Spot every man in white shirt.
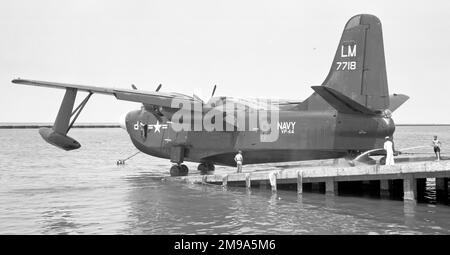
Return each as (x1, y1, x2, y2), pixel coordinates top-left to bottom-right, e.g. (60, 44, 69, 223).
(432, 135, 442, 161)
(383, 136, 395, 165)
(234, 150, 243, 173)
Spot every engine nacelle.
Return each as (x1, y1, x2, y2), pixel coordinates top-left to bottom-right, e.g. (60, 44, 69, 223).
(39, 127, 81, 151)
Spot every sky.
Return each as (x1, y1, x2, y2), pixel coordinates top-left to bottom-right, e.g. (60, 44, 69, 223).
(1, 0, 450, 124)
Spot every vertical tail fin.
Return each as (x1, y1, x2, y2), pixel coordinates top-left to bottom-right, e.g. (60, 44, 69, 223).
(299, 14, 389, 112)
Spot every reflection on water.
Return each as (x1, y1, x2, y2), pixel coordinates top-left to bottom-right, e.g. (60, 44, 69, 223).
(403, 201, 416, 229)
(1, 127, 450, 234)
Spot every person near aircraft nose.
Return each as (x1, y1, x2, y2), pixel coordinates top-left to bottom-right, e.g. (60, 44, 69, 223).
(234, 150, 243, 173)
(383, 136, 395, 165)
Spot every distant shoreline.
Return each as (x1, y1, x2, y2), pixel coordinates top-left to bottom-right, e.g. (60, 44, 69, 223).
(396, 124, 450, 127)
(0, 123, 120, 129)
(0, 123, 449, 129)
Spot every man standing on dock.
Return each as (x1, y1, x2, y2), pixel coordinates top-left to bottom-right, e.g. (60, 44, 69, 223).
(234, 150, 243, 173)
(432, 135, 442, 161)
(384, 136, 395, 165)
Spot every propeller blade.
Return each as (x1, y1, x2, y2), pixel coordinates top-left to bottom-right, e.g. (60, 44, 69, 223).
(156, 84, 162, 92)
(131, 84, 137, 90)
(211, 84, 217, 97)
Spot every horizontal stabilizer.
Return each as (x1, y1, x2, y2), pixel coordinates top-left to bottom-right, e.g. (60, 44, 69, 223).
(388, 94, 409, 112)
(311, 86, 377, 115)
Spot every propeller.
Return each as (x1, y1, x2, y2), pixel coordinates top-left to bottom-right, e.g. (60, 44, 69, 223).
(152, 84, 163, 116)
(132, 83, 162, 91)
(211, 84, 217, 98)
(192, 84, 217, 104)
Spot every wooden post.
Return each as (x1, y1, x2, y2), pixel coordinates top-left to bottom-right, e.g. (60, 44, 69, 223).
(202, 175, 207, 184)
(436, 178, 448, 202)
(259, 181, 267, 190)
(380, 179, 390, 198)
(325, 179, 338, 196)
(297, 170, 303, 194)
(245, 174, 251, 189)
(311, 183, 321, 192)
(222, 175, 228, 187)
(269, 172, 277, 192)
(403, 175, 417, 202)
(416, 178, 426, 201)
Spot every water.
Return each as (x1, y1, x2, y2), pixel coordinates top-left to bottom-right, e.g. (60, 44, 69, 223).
(1, 126, 450, 234)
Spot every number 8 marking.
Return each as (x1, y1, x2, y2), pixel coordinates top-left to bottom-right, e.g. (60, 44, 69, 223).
(336, 61, 356, 71)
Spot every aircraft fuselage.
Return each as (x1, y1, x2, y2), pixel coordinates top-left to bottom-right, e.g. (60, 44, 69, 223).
(125, 108, 395, 166)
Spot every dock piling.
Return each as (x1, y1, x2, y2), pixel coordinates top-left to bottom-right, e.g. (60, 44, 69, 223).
(325, 179, 338, 196)
(380, 179, 390, 198)
(436, 177, 448, 202)
(311, 183, 321, 192)
(245, 174, 251, 189)
(403, 175, 417, 202)
(269, 172, 277, 192)
(222, 175, 228, 187)
(297, 170, 303, 194)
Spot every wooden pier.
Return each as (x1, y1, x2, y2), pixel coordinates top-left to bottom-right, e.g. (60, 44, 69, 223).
(176, 158, 450, 203)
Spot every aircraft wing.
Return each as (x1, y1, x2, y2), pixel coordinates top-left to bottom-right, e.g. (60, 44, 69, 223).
(12, 78, 199, 108)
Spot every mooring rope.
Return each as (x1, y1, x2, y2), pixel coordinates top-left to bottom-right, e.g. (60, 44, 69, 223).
(116, 151, 141, 165)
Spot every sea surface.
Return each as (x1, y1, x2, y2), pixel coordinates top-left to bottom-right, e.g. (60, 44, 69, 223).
(1, 126, 450, 234)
